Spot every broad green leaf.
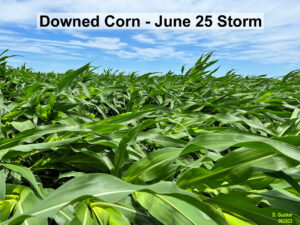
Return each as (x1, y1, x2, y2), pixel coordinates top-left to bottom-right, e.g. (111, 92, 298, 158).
(68, 202, 97, 225)
(82, 106, 161, 129)
(11, 121, 35, 132)
(137, 133, 186, 147)
(1, 173, 194, 224)
(208, 193, 299, 225)
(13, 187, 47, 225)
(0, 137, 82, 160)
(113, 120, 155, 177)
(0, 164, 42, 198)
(134, 192, 223, 225)
(0, 124, 91, 149)
(266, 171, 300, 194)
(186, 129, 300, 161)
(92, 203, 131, 225)
(0, 199, 17, 222)
(53, 206, 74, 225)
(178, 147, 298, 189)
(91, 196, 157, 225)
(124, 147, 181, 183)
(57, 64, 90, 92)
(248, 190, 300, 216)
(223, 213, 254, 225)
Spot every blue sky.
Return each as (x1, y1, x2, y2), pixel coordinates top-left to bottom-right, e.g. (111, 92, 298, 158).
(0, 0, 299, 76)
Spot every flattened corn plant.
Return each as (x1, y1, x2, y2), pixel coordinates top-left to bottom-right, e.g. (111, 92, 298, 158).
(0, 49, 300, 225)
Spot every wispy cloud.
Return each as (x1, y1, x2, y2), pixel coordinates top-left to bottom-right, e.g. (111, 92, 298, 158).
(0, 29, 18, 35)
(128, 24, 300, 64)
(0, 31, 127, 56)
(132, 34, 156, 44)
(108, 46, 188, 61)
(69, 37, 126, 50)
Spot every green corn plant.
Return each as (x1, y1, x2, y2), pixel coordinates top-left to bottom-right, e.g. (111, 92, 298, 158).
(0, 49, 299, 225)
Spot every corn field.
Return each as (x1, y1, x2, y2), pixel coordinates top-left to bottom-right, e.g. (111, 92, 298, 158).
(0, 49, 299, 225)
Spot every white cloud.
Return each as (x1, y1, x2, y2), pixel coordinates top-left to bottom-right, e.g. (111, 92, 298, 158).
(132, 34, 156, 44)
(108, 46, 188, 61)
(108, 50, 138, 59)
(64, 30, 90, 39)
(128, 25, 300, 64)
(0, 29, 18, 35)
(69, 37, 126, 50)
(48, 54, 82, 61)
(0, 32, 126, 61)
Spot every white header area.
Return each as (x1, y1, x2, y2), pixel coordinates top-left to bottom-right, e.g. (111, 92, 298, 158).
(37, 13, 264, 30)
